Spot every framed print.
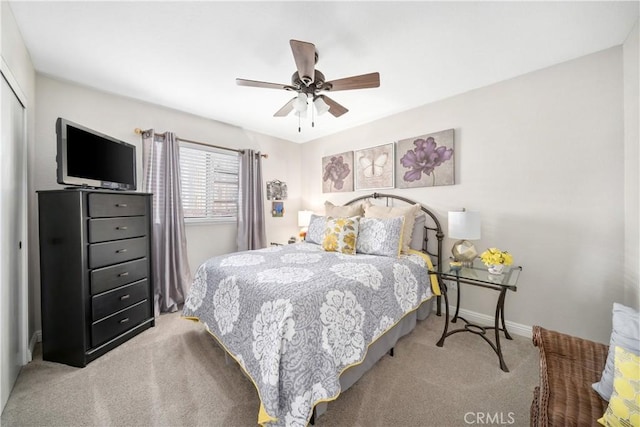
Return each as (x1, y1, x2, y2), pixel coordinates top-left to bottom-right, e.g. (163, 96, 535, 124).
(395, 129, 454, 189)
(271, 201, 284, 217)
(322, 151, 354, 193)
(355, 143, 394, 190)
(266, 180, 287, 200)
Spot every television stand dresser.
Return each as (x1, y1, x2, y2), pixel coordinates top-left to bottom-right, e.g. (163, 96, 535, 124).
(38, 188, 154, 367)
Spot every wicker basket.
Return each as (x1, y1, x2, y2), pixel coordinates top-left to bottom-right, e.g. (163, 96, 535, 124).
(530, 326, 609, 427)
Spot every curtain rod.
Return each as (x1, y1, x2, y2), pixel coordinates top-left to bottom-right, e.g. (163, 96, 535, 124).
(134, 128, 268, 158)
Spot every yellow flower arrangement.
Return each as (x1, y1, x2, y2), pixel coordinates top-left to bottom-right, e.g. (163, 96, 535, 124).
(480, 248, 513, 266)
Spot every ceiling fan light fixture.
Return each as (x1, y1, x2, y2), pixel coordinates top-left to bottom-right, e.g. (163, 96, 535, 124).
(293, 93, 308, 113)
(313, 96, 330, 116)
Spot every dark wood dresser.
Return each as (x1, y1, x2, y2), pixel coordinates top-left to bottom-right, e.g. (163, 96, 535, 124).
(38, 189, 154, 367)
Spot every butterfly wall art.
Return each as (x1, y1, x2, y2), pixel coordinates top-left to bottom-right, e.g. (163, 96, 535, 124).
(355, 143, 394, 190)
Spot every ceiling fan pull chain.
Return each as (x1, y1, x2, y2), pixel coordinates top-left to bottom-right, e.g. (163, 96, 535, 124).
(298, 113, 301, 133)
(312, 104, 315, 128)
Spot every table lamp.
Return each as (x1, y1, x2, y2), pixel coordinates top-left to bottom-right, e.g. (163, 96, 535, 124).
(297, 210, 313, 240)
(448, 209, 481, 266)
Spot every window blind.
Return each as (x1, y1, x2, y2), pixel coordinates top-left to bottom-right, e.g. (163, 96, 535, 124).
(179, 143, 239, 221)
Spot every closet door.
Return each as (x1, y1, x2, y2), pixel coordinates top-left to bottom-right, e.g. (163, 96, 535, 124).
(0, 71, 27, 413)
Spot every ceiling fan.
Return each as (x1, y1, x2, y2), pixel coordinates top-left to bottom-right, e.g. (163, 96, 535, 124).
(236, 39, 380, 129)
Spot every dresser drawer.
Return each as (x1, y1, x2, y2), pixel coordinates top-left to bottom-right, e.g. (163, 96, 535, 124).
(92, 279, 149, 321)
(91, 258, 148, 295)
(89, 237, 148, 269)
(88, 216, 148, 243)
(91, 300, 150, 348)
(88, 193, 147, 218)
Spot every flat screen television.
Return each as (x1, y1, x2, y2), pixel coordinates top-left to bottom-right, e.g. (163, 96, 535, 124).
(56, 118, 137, 191)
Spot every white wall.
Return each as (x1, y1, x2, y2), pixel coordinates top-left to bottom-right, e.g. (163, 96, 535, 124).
(33, 76, 302, 331)
(301, 47, 626, 343)
(1, 1, 36, 351)
(27, 23, 640, 344)
(623, 20, 639, 309)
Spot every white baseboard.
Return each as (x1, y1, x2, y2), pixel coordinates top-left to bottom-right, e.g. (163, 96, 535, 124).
(433, 300, 532, 338)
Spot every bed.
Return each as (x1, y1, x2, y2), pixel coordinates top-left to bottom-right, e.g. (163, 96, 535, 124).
(182, 193, 444, 426)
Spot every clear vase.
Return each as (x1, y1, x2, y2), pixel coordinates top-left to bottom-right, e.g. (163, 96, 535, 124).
(487, 264, 505, 275)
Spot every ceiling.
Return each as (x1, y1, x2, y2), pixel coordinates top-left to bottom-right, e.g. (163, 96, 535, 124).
(9, 1, 639, 144)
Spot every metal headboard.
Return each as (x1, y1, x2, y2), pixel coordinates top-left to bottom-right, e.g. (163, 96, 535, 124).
(344, 192, 444, 275)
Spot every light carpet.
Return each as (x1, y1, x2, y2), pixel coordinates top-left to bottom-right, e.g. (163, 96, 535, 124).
(1, 311, 538, 426)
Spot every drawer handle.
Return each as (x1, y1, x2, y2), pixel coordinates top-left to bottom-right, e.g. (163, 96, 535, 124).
(118, 272, 129, 277)
(116, 226, 129, 230)
(116, 203, 128, 208)
(120, 294, 130, 300)
(119, 317, 130, 324)
(116, 249, 128, 254)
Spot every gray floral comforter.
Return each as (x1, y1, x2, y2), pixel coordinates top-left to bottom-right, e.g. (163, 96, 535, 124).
(182, 242, 436, 426)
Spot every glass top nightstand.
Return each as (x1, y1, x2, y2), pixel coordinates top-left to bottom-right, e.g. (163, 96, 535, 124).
(441, 259, 521, 291)
(435, 259, 523, 372)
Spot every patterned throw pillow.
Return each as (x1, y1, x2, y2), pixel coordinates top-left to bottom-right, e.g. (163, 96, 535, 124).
(356, 216, 405, 257)
(364, 203, 421, 254)
(305, 214, 326, 245)
(322, 217, 359, 255)
(598, 346, 639, 427)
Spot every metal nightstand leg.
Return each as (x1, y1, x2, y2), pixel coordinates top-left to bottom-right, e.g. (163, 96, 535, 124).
(436, 284, 450, 347)
(437, 282, 512, 372)
(494, 288, 510, 372)
(452, 274, 461, 323)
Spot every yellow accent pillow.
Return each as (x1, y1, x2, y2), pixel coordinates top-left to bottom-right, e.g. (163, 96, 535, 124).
(598, 346, 640, 427)
(322, 217, 359, 255)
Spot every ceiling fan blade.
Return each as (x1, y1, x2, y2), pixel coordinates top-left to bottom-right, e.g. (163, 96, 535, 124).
(320, 95, 349, 117)
(325, 72, 380, 91)
(290, 39, 316, 86)
(236, 78, 291, 90)
(274, 98, 296, 117)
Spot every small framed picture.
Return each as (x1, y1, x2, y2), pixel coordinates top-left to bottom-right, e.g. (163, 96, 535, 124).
(355, 143, 394, 190)
(272, 201, 284, 217)
(266, 180, 287, 200)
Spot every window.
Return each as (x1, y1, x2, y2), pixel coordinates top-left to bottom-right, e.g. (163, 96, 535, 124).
(179, 142, 239, 222)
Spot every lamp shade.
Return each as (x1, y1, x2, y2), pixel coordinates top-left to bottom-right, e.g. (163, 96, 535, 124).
(293, 93, 308, 113)
(313, 96, 330, 115)
(448, 210, 481, 240)
(298, 210, 313, 228)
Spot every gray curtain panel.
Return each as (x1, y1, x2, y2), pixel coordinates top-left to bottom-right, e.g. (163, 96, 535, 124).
(236, 149, 267, 251)
(142, 130, 192, 315)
